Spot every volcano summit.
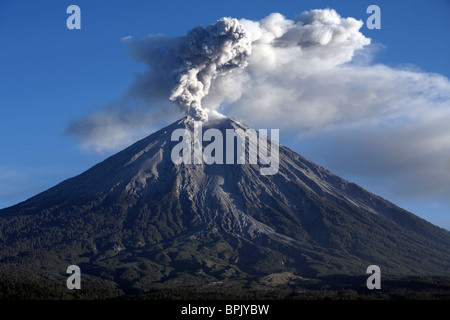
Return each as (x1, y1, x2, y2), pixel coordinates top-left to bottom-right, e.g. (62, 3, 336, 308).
(1, 117, 449, 298)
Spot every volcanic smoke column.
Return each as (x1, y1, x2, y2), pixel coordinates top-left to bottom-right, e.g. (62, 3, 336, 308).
(169, 18, 251, 121)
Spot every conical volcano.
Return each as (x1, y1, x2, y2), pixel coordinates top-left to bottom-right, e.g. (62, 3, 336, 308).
(1, 116, 450, 298)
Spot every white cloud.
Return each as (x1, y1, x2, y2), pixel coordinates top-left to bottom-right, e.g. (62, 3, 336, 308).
(218, 64, 450, 129)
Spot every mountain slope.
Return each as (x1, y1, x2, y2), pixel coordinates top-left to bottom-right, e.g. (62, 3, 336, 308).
(1, 116, 449, 297)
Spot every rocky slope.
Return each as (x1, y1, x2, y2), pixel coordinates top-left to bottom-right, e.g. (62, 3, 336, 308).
(1, 116, 449, 297)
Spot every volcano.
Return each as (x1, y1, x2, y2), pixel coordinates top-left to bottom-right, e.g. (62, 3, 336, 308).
(1, 117, 449, 298)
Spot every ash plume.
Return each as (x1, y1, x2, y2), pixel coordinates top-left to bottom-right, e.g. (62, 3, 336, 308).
(126, 17, 251, 121)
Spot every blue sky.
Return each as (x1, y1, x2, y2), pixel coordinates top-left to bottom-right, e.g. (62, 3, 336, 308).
(1, 0, 449, 230)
